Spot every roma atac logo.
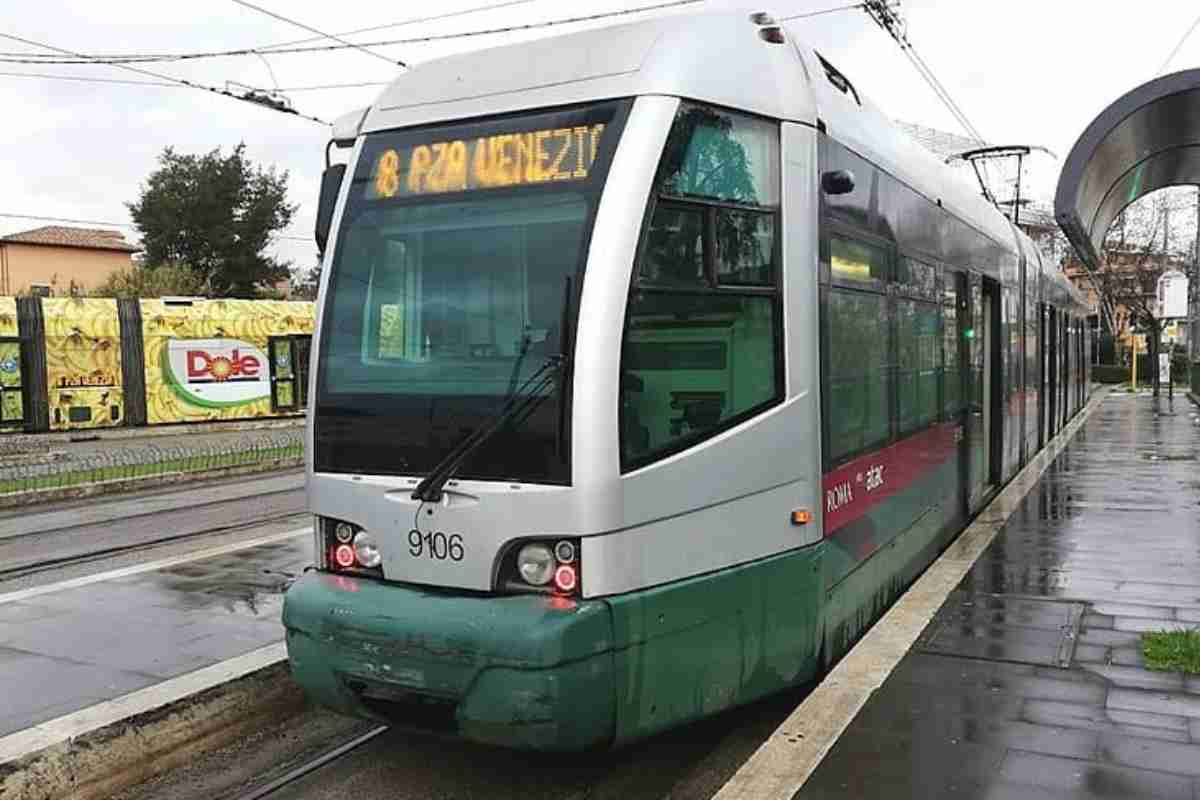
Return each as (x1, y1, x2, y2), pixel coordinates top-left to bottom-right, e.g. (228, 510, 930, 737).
(165, 339, 269, 408)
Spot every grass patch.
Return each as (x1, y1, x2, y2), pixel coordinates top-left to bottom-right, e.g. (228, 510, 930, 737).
(1142, 629, 1200, 674)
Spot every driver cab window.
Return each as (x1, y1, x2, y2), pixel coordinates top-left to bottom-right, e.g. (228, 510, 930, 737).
(620, 102, 782, 471)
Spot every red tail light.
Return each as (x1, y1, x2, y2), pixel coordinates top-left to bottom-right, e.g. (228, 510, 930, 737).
(333, 544, 356, 569)
(553, 564, 578, 594)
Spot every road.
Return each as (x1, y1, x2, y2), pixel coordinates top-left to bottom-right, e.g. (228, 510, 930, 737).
(0, 470, 306, 592)
(121, 683, 810, 800)
(3, 471, 808, 800)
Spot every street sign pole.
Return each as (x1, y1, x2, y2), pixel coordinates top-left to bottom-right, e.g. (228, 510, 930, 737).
(1132, 337, 1137, 391)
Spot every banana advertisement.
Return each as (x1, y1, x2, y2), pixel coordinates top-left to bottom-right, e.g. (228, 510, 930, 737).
(43, 297, 124, 431)
(0, 296, 314, 434)
(142, 298, 315, 424)
(0, 297, 20, 427)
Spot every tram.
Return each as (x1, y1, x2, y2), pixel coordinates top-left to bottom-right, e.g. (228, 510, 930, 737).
(0, 296, 314, 433)
(283, 8, 1091, 751)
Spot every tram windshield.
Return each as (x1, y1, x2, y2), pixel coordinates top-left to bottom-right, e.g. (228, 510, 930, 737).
(315, 101, 626, 483)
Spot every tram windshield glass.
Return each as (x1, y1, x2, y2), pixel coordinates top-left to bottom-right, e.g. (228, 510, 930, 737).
(315, 101, 626, 482)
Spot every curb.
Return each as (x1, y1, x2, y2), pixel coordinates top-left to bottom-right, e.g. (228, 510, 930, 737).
(0, 456, 305, 510)
(0, 655, 300, 800)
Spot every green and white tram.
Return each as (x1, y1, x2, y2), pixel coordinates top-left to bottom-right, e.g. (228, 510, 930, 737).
(283, 8, 1091, 751)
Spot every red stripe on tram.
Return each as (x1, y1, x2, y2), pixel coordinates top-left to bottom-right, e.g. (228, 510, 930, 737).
(821, 421, 961, 537)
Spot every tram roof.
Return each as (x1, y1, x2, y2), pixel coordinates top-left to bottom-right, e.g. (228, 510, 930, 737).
(354, 10, 1009, 239)
(344, 9, 1089, 313)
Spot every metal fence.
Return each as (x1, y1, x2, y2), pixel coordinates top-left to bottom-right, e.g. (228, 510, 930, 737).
(0, 430, 304, 496)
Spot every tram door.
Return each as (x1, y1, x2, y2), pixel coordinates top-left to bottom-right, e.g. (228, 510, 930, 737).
(1047, 308, 1058, 439)
(965, 274, 994, 512)
(1038, 304, 1047, 449)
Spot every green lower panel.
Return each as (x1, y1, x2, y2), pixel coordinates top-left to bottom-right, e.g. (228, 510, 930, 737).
(284, 544, 826, 751)
(283, 572, 615, 751)
(607, 545, 824, 745)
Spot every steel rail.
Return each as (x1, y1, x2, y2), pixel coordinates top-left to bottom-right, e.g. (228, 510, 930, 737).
(0, 475, 304, 542)
(0, 509, 309, 580)
(233, 725, 391, 800)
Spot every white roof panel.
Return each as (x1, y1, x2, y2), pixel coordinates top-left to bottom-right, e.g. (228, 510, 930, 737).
(361, 12, 818, 133)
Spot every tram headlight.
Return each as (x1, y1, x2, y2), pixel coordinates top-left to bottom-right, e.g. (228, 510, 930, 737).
(517, 543, 555, 586)
(353, 531, 382, 569)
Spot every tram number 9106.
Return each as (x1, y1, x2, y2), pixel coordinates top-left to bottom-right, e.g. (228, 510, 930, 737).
(408, 530, 465, 561)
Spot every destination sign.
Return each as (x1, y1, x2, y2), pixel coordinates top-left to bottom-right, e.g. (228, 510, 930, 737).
(367, 123, 607, 199)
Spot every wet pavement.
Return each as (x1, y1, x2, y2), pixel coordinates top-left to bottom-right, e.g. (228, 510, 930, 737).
(0, 534, 308, 736)
(799, 394, 1200, 799)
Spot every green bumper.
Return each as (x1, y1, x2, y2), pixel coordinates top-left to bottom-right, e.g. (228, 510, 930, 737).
(283, 571, 616, 751)
(284, 545, 824, 751)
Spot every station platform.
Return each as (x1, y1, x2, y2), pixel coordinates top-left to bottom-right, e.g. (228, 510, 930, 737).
(791, 392, 1200, 799)
(0, 529, 309, 740)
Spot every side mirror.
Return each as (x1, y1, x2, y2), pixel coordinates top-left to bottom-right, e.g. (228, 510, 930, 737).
(821, 169, 855, 195)
(315, 163, 347, 256)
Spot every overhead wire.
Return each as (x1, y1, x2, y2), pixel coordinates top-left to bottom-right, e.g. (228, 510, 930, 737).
(0, 1, 537, 63)
(780, 2, 865, 22)
(0, 71, 386, 92)
(1156, 9, 1200, 75)
(228, 0, 405, 68)
(253, 0, 538, 53)
(0, 31, 330, 124)
(0, 0, 703, 65)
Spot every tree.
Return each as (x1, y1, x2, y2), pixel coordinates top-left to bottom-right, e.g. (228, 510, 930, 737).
(128, 144, 297, 297)
(93, 262, 205, 299)
(1082, 188, 1196, 395)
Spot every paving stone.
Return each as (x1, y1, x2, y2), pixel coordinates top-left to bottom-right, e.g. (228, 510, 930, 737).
(1078, 629, 1144, 647)
(1113, 617, 1199, 634)
(1108, 688, 1200, 719)
(1082, 613, 1114, 629)
(998, 750, 1193, 799)
(1110, 647, 1145, 667)
(1081, 664, 1184, 692)
(1096, 732, 1200, 777)
(1071, 644, 1110, 664)
(1105, 708, 1191, 733)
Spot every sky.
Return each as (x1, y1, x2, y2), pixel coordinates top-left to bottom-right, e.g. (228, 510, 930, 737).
(3, 0, 1200, 276)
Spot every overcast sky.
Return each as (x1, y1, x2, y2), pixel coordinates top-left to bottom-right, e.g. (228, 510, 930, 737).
(3, 0, 1199, 274)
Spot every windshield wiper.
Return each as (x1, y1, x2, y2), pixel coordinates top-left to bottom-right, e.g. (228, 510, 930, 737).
(412, 275, 574, 503)
(411, 356, 563, 502)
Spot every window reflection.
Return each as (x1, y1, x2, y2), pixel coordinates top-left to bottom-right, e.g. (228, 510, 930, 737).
(658, 104, 779, 206)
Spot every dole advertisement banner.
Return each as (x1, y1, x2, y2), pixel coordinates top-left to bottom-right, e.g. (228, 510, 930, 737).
(164, 338, 269, 408)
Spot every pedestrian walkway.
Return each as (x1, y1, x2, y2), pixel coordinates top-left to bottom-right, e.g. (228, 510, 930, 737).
(797, 393, 1200, 799)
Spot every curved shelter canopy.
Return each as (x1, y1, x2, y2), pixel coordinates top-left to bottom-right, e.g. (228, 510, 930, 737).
(1055, 68, 1200, 270)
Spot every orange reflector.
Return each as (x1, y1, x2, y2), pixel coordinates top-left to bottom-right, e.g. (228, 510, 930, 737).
(791, 509, 812, 525)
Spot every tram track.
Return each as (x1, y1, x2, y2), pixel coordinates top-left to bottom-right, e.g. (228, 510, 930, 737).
(0, 473, 308, 581)
(231, 726, 391, 800)
(0, 508, 308, 581)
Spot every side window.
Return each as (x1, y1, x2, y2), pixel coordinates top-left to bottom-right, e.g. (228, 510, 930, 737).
(896, 297, 941, 434)
(620, 103, 782, 470)
(895, 257, 941, 436)
(826, 237, 891, 462)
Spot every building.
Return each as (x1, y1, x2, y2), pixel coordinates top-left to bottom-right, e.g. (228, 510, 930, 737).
(0, 226, 140, 295)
